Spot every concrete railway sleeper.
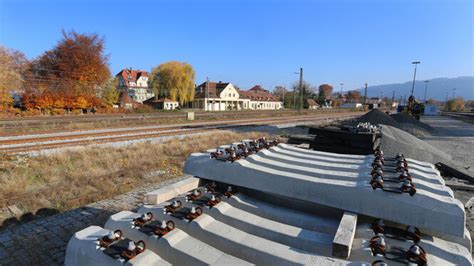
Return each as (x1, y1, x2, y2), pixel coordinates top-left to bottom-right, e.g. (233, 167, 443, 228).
(97, 229, 147, 262)
(104, 211, 251, 265)
(370, 149, 417, 196)
(136, 185, 342, 264)
(140, 204, 336, 265)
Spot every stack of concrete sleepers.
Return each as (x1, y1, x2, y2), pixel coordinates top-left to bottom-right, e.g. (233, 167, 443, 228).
(308, 126, 380, 155)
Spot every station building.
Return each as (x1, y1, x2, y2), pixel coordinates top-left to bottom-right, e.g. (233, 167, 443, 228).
(191, 81, 283, 111)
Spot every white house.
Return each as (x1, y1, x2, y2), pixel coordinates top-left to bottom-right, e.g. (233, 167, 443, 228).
(239, 85, 283, 110)
(191, 82, 282, 111)
(116, 68, 154, 103)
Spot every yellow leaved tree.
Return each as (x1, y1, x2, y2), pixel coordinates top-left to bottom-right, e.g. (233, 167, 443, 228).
(0, 46, 28, 111)
(150, 61, 195, 105)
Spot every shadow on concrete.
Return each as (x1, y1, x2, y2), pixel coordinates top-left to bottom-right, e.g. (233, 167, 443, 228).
(1, 207, 60, 230)
(1, 206, 115, 265)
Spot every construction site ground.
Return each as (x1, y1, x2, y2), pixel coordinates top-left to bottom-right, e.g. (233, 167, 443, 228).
(1, 114, 473, 265)
(420, 115, 474, 251)
(420, 115, 474, 176)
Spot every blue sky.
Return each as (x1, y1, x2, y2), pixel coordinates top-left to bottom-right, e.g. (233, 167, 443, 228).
(1, 0, 473, 93)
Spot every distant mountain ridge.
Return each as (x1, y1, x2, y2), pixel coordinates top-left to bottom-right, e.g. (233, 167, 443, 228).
(362, 76, 474, 101)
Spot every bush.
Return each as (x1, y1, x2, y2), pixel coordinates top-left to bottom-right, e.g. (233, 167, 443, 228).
(445, 97, 465, 112)
(133, 104, 155, 114)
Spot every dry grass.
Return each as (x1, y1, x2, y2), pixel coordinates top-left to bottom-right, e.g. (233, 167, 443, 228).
(0, 130, 272, 224)
(0, 109, 358, 134)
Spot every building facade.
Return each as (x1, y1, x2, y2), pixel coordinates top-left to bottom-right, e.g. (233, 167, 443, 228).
(116, 68, 154, 103)
(191, 82, 282, 111)
(144, 98, 179, 110)
(239, 85, 283, 110)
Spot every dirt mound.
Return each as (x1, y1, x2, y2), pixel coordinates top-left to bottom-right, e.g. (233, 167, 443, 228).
(390, 113, 433, 131)
(380, 125, 450, 162)
(352, 110, 430, 137)
(353, 109, 401, 128)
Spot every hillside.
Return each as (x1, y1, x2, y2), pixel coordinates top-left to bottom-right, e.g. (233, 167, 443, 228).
(364, 76, 474, 101)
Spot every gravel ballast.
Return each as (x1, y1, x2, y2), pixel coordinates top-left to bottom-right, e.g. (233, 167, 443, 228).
(353, 109, 401, 128)
(352, 109, 431, 136)
(380, 125, 451, 162)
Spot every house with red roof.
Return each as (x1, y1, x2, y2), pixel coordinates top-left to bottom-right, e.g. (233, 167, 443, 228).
(239, 85, 283, 110)
(116, 68, 154, 103)
(191, 82, 282, 111)
(118, 91, 141, 109)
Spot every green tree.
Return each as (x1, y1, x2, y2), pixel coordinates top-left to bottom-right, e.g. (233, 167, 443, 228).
(317, 90, 326, 106)
(101, 78, 119, 107)
(150, 61, 195, 105)
(290, 81, 316, 109)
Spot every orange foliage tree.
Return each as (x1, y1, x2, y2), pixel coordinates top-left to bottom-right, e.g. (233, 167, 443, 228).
(29, 30, 110, 98)
(346, 90, 362, 103)
(318, 84, 334, 100)
(20, 30, 111, 114)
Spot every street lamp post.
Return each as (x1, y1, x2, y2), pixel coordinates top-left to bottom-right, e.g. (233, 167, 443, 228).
(293, 68, 304, 113)
(340, 83, 344, 97)
(423, 80, 429, 103)
(410, 61, 421, 97)
(363, 83, 368, 105)
(299, 68, 304, 113)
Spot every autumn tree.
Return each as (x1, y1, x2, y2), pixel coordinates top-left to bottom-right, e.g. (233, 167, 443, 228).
(100, 78, 119, 107)
(318, 84, 333, 100)
(0, 46, 29, 110)
(30, 30, 111, 96)
(445, 97, 465, 112)
(346, 90, 362, 103)
(150, 61, 195, 104)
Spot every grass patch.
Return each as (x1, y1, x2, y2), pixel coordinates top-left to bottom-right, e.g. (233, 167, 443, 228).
(0, 130, 272, 224)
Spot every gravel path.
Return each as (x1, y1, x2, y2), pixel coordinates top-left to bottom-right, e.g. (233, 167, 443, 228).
(420, 116, 474, 175)
(0, 176, 187, 266)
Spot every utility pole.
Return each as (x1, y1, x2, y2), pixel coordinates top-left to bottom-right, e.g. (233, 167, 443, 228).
(282, 88, 285, 109)
(299, 68, 304, 114)
(391, 90, 395, 107)
(423, 80, 429, 103)
(410, 61, 421, 97)
(206, 77, 209, 111)
(363, 83, 368, 105)
(293, 84, 296, 110)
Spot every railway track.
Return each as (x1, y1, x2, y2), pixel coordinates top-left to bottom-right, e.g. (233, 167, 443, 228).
(440, 111, 474, 123)
(0, 110, 312, 132)
(0, 113, 361, 154)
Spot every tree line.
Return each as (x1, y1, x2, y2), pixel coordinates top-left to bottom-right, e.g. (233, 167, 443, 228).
(273, 83, 365, 109)
(0, 30, 196, 115)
